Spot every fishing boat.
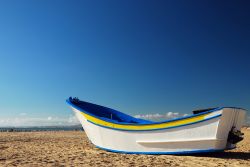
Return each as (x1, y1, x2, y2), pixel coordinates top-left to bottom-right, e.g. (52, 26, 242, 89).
(66, 97, 246, 154)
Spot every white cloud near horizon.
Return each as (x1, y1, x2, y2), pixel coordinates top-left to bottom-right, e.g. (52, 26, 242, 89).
(134, 112, 189, 121)
(0, 114, 80, 127)
(135, 112, 250, 125)
(1, 112, 249, 127)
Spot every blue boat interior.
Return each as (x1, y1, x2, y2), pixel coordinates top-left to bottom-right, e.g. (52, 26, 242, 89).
(67, 97, 222, 125)
(67, 97, 153, 124)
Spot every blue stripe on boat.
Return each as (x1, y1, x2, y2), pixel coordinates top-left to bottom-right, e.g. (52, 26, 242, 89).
(95, 145, 224, 155)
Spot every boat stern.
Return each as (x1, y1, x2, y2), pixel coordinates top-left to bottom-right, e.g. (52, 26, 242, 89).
(216, 108, 246, 149)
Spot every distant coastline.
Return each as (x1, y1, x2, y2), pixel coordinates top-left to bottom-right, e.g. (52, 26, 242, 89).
(0, 124, 83, 132)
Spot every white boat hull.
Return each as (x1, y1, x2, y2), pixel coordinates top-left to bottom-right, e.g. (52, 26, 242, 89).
(70, 106, 246, 154)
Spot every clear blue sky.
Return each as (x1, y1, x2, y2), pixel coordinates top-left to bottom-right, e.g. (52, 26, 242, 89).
(0, 0, 249, 126)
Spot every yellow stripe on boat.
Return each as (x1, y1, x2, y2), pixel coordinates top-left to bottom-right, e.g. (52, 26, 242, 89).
(80, 112, 211, 130)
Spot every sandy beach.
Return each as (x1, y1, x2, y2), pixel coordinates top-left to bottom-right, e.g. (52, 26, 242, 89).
(0, 129, 249, 167)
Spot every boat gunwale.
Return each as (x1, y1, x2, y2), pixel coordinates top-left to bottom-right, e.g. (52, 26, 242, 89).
(66, 98, 245, 126)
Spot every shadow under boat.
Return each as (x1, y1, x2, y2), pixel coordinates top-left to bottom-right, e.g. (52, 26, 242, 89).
(180, 151, 250, 160)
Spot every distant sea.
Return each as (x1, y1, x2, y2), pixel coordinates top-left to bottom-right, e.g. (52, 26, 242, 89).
(0, 125, 83, 132)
